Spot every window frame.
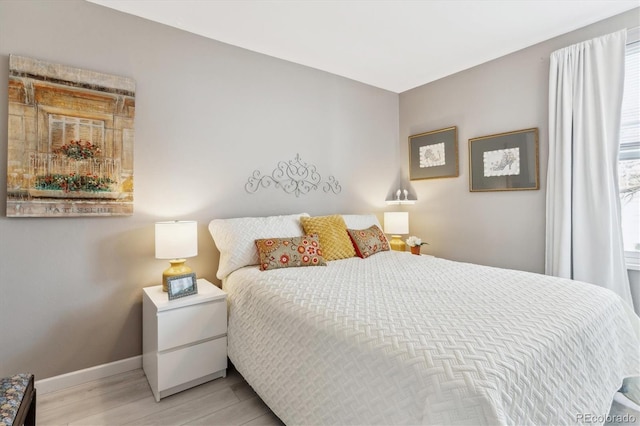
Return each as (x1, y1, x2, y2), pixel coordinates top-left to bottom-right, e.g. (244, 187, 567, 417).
(621, 27, 640, 271)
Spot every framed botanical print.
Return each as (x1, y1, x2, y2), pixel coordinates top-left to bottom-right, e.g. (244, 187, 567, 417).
(468, 128, 539, 192)
(409, 126, 458, 180)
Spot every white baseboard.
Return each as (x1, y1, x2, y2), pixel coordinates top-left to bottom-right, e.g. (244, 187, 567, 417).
(35, 355, 142, 395)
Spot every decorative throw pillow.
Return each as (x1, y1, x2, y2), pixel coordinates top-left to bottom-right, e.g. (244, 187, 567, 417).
(300, 215, 356, 261)
(255, 234, 327, 271)
(347, 225, 389, 258)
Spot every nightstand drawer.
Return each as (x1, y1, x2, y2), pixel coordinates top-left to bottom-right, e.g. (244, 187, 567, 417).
(157, 300, 226, 351)
(157, 337, 227, 391)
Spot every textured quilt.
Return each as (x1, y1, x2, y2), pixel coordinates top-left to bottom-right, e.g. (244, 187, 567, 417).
(224, 252, 640, 425)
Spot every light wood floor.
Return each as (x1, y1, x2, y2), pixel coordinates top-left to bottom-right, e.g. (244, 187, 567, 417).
(36, 365, 639, 426)
(37, 366, 284, 426)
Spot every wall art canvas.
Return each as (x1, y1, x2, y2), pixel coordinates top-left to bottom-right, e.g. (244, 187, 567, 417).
(469, 128, 539, 192)
(409, 126, 458, 180)
(7, 55, 135, 217)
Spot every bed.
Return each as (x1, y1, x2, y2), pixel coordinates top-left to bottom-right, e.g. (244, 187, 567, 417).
(209, 213, 640, 425)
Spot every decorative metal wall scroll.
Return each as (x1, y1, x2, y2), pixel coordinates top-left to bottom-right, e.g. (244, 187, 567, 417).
(245, 154, 342, 197)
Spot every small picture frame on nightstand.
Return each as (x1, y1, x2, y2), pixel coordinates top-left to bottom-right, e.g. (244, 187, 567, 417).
(167, 273, 198, 300)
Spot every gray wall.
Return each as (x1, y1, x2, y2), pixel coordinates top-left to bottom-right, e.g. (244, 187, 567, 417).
(399, 8, 639, 274)
(0, 0, 399, 379)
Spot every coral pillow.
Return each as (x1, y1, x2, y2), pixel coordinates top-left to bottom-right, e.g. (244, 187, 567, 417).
(347, 225, 389, 258)
(300, 215, 356, 261)
(255, 234, 327, 270)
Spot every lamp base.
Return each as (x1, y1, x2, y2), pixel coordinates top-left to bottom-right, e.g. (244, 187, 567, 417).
(162, 259, 193, 292)
(389, 235, 406, 252)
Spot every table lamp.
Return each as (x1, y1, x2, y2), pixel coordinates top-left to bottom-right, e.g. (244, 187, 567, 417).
(384, 212, 409, 252)
(155, 220, 198, 292)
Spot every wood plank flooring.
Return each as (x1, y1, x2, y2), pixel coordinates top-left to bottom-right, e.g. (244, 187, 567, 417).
(37, 367, 284, 426)
(36, 365, 640, 425)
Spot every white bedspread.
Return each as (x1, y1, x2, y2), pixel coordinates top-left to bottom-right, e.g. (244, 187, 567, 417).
(224, 252, 640, 425)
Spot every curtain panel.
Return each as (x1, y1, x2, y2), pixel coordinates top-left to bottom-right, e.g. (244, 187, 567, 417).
(546, 30, 632, 306)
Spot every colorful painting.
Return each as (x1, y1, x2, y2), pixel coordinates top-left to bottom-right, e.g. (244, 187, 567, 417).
(7, 55, 135, 217)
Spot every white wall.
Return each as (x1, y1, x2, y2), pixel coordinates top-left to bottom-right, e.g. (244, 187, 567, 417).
(0, 0, 399, 379)
(399, 8, 640, 274)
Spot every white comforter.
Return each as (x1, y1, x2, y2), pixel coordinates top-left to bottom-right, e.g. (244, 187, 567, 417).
(224, 252, 640, 425)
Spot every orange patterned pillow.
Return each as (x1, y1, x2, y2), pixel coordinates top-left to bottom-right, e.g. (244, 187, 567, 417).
(347, 225, 389, 258)
(300, 215, 356, 261)
(255, 234, 327, 271)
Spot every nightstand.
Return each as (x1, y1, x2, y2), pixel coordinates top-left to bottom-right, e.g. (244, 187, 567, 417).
(142, 278, 227, 402)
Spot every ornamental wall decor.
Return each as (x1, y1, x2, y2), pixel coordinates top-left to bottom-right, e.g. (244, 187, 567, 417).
(409, 126, 458, 180)
(7, 55, 135, 217)
(245, 154, 342, 197)
(468, 128, 539, 192)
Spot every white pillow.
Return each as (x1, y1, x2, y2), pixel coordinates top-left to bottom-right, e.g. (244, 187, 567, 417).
(209, 213, 310, 280)
(342, 214, 382, 230)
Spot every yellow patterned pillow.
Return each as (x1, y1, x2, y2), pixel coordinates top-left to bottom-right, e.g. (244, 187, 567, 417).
(300, 215, 355, 261)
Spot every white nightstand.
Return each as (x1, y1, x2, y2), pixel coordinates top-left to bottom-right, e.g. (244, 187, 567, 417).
(142, 278, 227, 402)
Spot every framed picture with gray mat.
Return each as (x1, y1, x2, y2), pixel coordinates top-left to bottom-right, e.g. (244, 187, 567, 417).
(469, 128, 539, 192)
(409, 126, 458, 180)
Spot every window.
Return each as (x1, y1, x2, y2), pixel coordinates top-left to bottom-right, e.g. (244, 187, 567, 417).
(48, 114, 105, 154)
(619, 28, 640, 269)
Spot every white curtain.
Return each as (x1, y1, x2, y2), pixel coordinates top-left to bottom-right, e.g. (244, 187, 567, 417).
(546, 30, 633, 306)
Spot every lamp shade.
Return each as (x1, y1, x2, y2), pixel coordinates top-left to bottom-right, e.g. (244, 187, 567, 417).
(384, 212, 409, 235)
(155, 221, 198, 260)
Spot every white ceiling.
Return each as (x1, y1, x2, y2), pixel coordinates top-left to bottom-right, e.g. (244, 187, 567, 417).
(87, 0, 639, 93)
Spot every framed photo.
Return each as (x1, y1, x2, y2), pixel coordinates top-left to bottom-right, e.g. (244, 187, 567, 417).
(167, 273, 198, 300)
(469, 128, 539, 192)
(409, 126, 458, 180)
